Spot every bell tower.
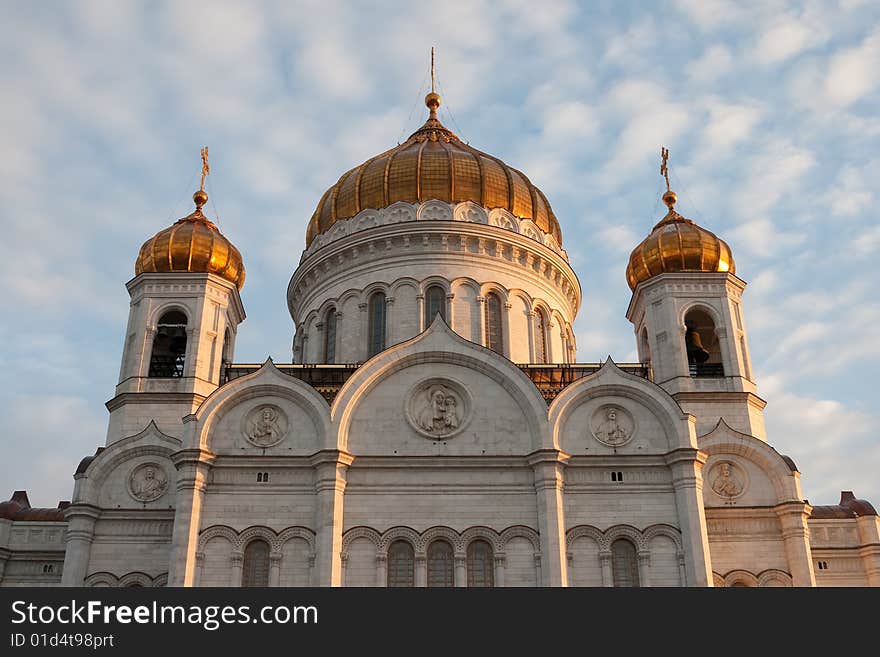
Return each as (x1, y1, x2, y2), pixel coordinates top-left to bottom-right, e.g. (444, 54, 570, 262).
(625, 149, 763, 440)
(107, 149, 246, 444)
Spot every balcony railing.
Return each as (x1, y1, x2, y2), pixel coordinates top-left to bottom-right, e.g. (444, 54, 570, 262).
(223, 362, 652, 405)
(689, 362, 725, 378)
(148, 354, 185, 378)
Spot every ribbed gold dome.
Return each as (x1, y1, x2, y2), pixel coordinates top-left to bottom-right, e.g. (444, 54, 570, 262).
(135, 192, 245, 290)
(306, 101, 561, 247)
(626, 206, 735, 291)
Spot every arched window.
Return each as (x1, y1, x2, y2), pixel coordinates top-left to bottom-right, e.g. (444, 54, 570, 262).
(242, 539, 270, 587)
(611, 539, 640, 587)
(424, 285, 446, 326)
(427, 540, 454, 587)
(466, 540, 494, 587)
(149, 310, 187, 378)
(640, 327, 651, 366)
(323, 308, 337, 363)
(484, 292, 503, 354)
(387, 540, 414, 587)
(534, 309, 548, 363)
(684, 308, 724, 377)
(368, 292, 386, 357)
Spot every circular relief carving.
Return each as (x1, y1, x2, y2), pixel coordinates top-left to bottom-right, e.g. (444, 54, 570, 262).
(129, 463, 168, 502)
(242, 404, 288, 447)
(406, 379, 472, 440)
(709, 460, 748, 500)
(590, 404, 636, 447)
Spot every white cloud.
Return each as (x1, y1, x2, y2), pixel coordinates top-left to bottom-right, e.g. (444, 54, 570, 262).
(699, 99, 763, 152)
(752, 15, 824, 66)
(686, 45, 734, 83)
(824, 27, 880, 107)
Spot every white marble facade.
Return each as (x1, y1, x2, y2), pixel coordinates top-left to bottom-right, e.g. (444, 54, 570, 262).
(2, 196, 878, 589)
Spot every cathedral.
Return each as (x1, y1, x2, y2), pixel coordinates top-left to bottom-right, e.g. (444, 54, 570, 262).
(1, 89, 878, 588)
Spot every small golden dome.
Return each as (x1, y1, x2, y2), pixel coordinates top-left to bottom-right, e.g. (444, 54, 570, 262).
(626, 204, 735, 291)
(306, 106, 562, 247)
(135, 191, 245, 289)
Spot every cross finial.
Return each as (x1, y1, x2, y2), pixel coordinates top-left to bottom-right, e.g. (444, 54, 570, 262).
(660, 146, 670, 193)
(431, 46, 435, 94)
(200, 146, 210, 192)
(424, 47, 441, 119)
(660, 146, 677, 210)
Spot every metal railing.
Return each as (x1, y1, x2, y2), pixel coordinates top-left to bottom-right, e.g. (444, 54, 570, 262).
(223, 362, 652, 405)
(689, 363, 725, 378)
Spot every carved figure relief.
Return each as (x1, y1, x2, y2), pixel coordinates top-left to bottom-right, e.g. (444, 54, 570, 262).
(710, 461, 745, 499)
(407, 380, 471, 439)
(242, 404, 288, 447)
(591, 405, 635, 447)
(129, 464, 168, 502)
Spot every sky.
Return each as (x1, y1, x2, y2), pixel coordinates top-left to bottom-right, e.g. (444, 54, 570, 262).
(0, 0, 877, 509)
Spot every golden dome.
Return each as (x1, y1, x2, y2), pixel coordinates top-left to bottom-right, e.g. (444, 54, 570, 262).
(135, 191, 245, 289)
(306, 96, 562, 247)
(626, 201, 735, 291)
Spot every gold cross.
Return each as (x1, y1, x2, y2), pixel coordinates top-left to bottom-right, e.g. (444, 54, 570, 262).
(660, 146, 670, 192)
(431, 46, 435, 94)
(200, 146, 210, 192)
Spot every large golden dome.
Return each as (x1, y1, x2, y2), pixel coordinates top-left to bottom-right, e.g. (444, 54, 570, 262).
(135, 190, 245, 290)
(306, 95, 561, 247)
(626, 192, 735, 291)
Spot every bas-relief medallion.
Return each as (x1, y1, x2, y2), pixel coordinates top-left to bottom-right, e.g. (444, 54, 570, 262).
(242, 404, 288, 447)
(128, 463, 169, 502)
(590, 405, 635, 447)
(406, 379, 471, 439)
(709, 461, 747, 501)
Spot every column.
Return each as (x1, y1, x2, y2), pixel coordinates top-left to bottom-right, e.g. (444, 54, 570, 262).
(416, 294, 425, 332)
(167, 447, 215, 586)
(494, 555, 506, 587)
(194, 552, 204, 586)
(774, 501, 816, 587)
(137, 326, 156, 379)
(526, 310, 536, 362)
(664, 448, 713, 587)
(527, 449, 570, 586)
(339, 554, 348, 587)
(638, 550, 651, 587)
(445, 293, 455, 329)
(415, 555, 427, 587)
(599, 551, 613, 587)
(676, 550, 687, 586)
(856, 516, 880, 587)
(476, 296, 486, 347)
(269, 552, 282, 587)
(311, 450, 354, 587)
(60, 504, 100, 586)
(376, 554, 387, 587)
(230, 551, 243, 586)
(454, 554, 466, 587)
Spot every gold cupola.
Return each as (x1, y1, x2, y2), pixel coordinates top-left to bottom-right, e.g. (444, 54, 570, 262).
(625, 152, 735, 291)
(135, 150, 245, 290)
(305, 92, 562, 247)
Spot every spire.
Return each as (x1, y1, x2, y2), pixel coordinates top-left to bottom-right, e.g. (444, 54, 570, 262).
(659, 146, 677, 210)
(425, 46, 441, 120)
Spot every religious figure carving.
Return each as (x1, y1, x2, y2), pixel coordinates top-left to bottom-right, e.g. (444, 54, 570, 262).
(417, 386, 460, 435)
(593, 407, 630, 445)
(243, 405, 288, 447)
(410, 385, 462, 437)
(129, 465, 168, 502)
(711, 462, 744, 498)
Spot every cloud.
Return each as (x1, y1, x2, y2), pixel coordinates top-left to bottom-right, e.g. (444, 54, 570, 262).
(752, 13, 827, 66)
(686, 45, 734, 83)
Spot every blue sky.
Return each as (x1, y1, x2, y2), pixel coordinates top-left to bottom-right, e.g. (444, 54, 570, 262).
(1, 0, 878, 508)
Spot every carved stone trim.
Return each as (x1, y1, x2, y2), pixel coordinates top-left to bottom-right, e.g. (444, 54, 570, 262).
(405, 378, 472, 440)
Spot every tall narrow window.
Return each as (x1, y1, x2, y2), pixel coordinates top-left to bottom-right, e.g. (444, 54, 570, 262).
(242, 539, 270, 587)
(534, 310, 547, 363)
(467, 540, 494, 587)
(387, 540, 414, 587)
(427, 540, 454, 587)
(484, 293, 503, 354)
(424, 285, 446, 326)
(323, 308, 337, 363)
(611, 539, 640, 587)
(149, 310, 188, 378)
(368, 292, 386, 357)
